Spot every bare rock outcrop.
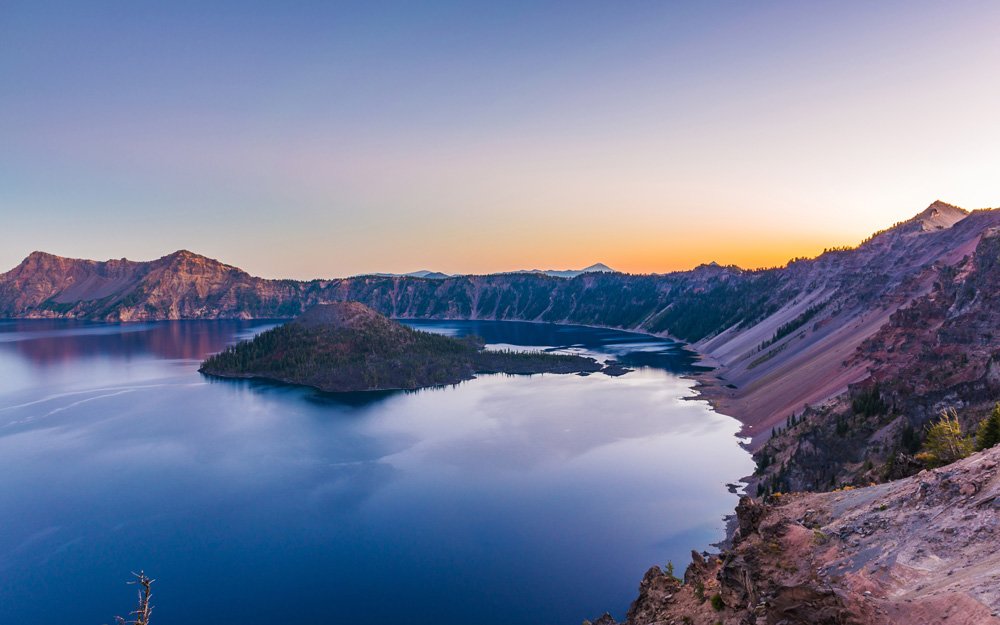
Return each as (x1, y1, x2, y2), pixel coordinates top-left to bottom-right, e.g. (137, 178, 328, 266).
(757, 223, 1000, 493)
(593, 444, 1000, 625)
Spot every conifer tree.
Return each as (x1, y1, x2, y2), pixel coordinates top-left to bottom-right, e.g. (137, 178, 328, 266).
(976, 403, 1000, 451)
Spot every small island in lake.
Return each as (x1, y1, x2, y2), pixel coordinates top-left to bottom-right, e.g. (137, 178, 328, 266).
(199, 302, 624, 392)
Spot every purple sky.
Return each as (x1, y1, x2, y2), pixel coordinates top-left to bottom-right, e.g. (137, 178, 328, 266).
(3, 1, 999, 277)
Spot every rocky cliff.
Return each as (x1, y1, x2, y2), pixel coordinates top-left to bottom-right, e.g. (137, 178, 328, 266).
(4, 201, 1000, 487)
(0, 249, 304, 321)
(591, 443, 1000, 625)
(754, 222, 1000, 493)
(692, 201, 1000, 446)
(0, 247, 785, 342)
(8, 201, 1000, 624)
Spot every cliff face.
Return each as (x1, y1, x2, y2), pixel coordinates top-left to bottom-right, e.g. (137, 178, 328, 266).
(8, 204, 1000, 623)
(756, 225, 1000, 492)
(4, 203, 1000, 470)
(692, 202, 1000, 445)
(594, 444, 1000, 625)
(0, 248, 783, 339)
(0, 250, 304, 320)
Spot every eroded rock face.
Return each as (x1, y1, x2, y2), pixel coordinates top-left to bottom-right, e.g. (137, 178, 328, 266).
(718, 553, 758, 615)
(757, 225, 1000, 493)
(764, 585, 857, 625)
(587, 613, 617, 625)
(0, 249, 756, 334)
(624, 567, 682, 625)
(10, 207, 1000, 493)
(592, 445, 1000, 625)
(9, 209, 1000, 496)
(683, 550, 710, 585)
(734, 496, 764, 544)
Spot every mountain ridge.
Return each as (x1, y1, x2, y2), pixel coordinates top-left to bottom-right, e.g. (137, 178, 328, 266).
(361, 262, 615, 280)
(8, 200, 1000, 624)
(515, 262, 616, 278)
(4, 202, 1000, 477)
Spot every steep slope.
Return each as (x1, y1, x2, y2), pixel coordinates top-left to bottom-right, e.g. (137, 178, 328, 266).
(0, 251, 146, 316)
(4, 201, 1000, 468)
(755, 222, 1000, 491)
(694, 202, 999, 445)
(8, 202, 1000, 623)
(0, 250, 304, 320)
(592, 443, 1000, 625)
(0, 249, 782, 340)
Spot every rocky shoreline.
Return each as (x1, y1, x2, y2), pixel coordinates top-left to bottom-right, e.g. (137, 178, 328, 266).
(591, 444, 1000, 625)
(7, 202, 1000, 624)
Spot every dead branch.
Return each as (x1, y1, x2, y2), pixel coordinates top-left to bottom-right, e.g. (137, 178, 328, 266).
(113, 571, 154, 625)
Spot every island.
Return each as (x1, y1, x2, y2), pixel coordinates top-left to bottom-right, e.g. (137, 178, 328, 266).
(199, 302, 623, 392)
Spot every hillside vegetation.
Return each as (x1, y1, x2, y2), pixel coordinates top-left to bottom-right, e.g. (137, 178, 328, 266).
(200, 302, 605, 392)
(7, 201, 1000, 490)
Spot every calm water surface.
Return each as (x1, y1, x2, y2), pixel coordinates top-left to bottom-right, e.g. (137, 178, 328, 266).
(0, 319, 752, 625)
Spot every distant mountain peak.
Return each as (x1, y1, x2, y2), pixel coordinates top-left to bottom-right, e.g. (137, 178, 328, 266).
(863, 201, 971, 246)
(690, 260, 736, 275)
(908, 200, 968, 232)
(515, 263, 616, 279)
(18, 250, 90, 265)
(366, 269, 451, 279)
(156, 249, 244, 274)
(405, 270, 450, 279)
(161, 249, 214, 262)
(366, 264, 614, 279)
(925, 199, 966, 213)
(917, 200, 967, 218)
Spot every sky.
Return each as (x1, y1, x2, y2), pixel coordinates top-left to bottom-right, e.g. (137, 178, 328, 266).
(2, 1, 1000, 279)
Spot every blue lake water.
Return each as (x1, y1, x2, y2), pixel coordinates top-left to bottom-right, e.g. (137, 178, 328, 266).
(0, 319, 753, 624)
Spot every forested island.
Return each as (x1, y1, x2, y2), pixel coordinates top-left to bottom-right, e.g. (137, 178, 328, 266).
(200, 302, 616, 392)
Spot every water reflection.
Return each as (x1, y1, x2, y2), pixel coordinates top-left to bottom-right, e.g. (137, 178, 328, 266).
(0, 320, 751, 625)
(0, 319, 280, 364)
(403, 319, 707, 373)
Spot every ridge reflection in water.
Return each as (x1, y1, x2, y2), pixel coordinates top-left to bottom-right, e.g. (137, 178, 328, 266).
(0, 319, 752, 625)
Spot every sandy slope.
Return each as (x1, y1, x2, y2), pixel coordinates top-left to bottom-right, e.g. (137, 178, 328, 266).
(689, 202, 999, 448)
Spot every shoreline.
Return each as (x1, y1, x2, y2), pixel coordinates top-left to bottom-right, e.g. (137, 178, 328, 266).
(3, 312, 757, 441)
(3, 312, 755, 434)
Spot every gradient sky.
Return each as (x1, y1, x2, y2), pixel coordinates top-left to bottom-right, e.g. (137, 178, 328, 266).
(2, 1, 1000, 278)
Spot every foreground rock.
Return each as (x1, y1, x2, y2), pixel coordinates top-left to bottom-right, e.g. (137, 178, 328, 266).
(200, 302, 615, 392)
(593, 444, 1000, 625)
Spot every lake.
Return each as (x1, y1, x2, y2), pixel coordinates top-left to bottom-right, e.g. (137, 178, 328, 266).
(0, 319, 753, 624)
